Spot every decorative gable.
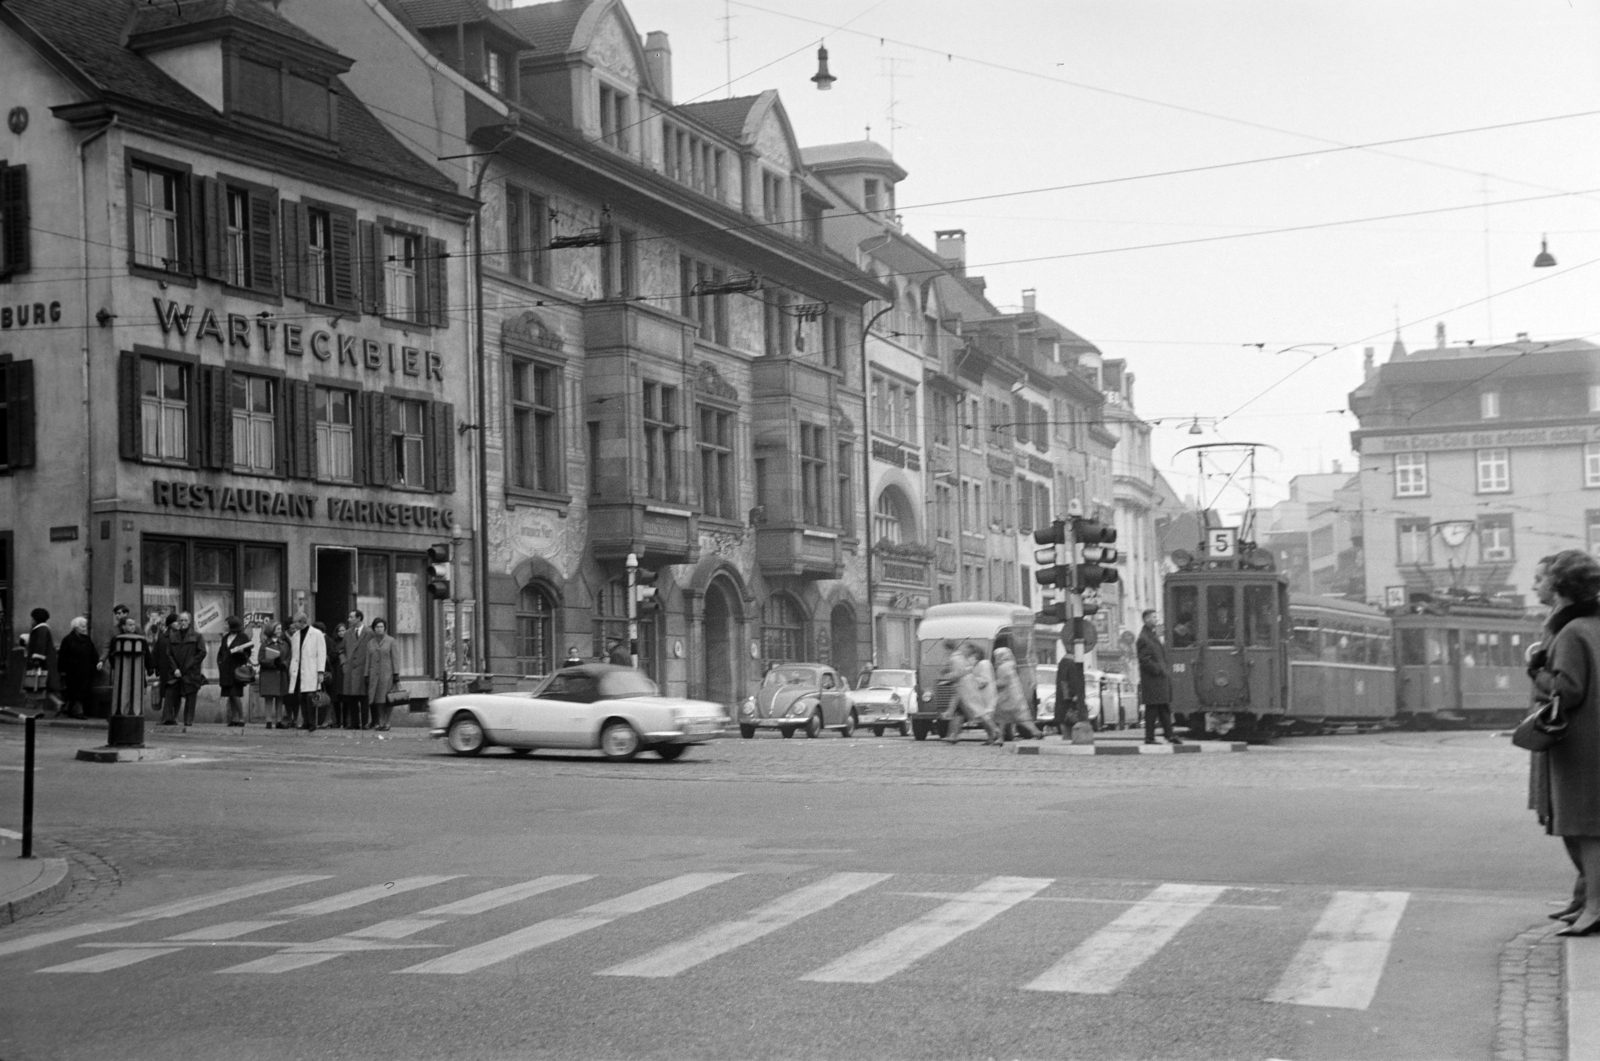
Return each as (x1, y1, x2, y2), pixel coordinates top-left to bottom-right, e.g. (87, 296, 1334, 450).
(588, 8, 641, 85)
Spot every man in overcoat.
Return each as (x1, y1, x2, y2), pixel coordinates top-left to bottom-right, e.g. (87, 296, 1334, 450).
(1137, 609, 1182, 745)
(161, 612, 206, 728)
(341, 610, 375, 729)
(286, 613, 328, 732)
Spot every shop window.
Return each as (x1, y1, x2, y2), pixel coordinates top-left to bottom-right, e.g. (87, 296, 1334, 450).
(391, 554, 427, 675)
(393, 399, 427, 489)
(230, 374, 277, 475)
(510, 358, 560, 494)
(141, 539, 286, 685)
(516, 585, 555, 677)
(761, 594, 806, 665)
(697, 405, 735, 519)
(643, 381, 679, 502)
(315, 386, 356, 482)
(505, 185, 547, 285)
(241, 546, 282, 629)
(0, 357, 35, 471)
(1, 161, 29, 279)
(140, 359, 191, 465)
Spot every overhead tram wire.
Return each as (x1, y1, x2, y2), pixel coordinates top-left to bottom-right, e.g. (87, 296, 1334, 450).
(724, 0, 1600, 203)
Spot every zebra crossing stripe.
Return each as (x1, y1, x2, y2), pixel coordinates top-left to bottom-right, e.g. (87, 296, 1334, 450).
(0, 876, 330, 960)
(38, 876, 461, 974)
(397, 873, 741, 975)
(1022, 883, 1227, 994)
(216, 875, 593, 975)
(597, 872, 893, 979)
(800, 876, 1052, 984)
(1265, 891, 1409, 1010)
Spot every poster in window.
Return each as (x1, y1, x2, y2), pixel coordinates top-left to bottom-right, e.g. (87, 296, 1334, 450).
(443, 601, 475, 674)
(193, 591, 230, 637)
(357, 595, 387, 626)
(242, 589, 278, 629)
(143, 586, 182, 631)
(394, 573, 422, 635)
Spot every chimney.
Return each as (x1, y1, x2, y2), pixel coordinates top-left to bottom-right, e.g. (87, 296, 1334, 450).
(1516, 331, 1529, 342)
(1435, 321, 1446, 349)
(644, 31, 672, 103)
(1021, 288, 1036, 314)
(1363, 346, 1375, 380)
(934, 229, 966, 276)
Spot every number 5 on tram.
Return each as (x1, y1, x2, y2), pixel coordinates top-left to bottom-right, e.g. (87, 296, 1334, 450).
(1163, 552, 1290, 740)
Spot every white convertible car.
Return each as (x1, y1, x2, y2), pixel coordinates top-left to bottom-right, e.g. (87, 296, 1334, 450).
(428, 664, 726, 761)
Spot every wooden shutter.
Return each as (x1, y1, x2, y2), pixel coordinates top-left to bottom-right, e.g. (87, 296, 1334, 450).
(363, 390, 391, 485)
(424, 236, 448, 328)
(199, 365, 229, 469)
(196, 176, 226, 282)
(430, 401, 456, 494)
(349, 388, 366, 484)
(118, 352, 141, 461)
(358, 220, 383, 317)
(248, 191, 277, 294)
(4, 359, 34, 468)
(284, 379, 315, 480)
(1, 164, 29, 276)
(280, 199, 303, 300)
(329, 210, 357, 310)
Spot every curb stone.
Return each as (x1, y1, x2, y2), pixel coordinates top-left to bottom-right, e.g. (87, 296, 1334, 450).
(1495, 921, 1564, 1061)
(0, 857, 71, 926)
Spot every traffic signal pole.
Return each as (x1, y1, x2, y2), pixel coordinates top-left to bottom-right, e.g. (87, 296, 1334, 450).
(450, 523, 464, 693)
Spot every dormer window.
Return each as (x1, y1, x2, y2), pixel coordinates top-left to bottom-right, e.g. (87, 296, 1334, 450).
(864, 178, 879, 214)
(599, 85, 630, 153)
(486, 49, 507, 95)
(1480, 391, 1501, 420)
(232, 58, 337, 140)
(762, 171, 786, 223)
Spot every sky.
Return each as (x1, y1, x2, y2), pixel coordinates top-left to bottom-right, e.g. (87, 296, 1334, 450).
(609, 0, 1600, 518)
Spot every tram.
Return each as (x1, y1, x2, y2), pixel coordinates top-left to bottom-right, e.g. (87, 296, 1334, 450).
(1285, 594, 1395, 733)
(1392, 594, 1542, 728)
(1164, 548, 1290, 740)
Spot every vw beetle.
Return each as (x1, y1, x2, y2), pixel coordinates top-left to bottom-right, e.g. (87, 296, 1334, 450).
(737, 663, 855, 738)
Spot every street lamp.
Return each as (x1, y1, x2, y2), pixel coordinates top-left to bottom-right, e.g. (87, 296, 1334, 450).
(1533, 234, 1557, 268)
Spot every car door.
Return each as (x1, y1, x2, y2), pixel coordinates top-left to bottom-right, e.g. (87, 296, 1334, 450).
(539, 674, 602, 747)
(820, 668, 849, 725)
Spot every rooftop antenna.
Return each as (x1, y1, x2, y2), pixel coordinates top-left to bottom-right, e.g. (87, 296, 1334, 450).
(878, 57, 913, 154)
(717, 0, 736, 98)
(1481, 173, 1494, 343)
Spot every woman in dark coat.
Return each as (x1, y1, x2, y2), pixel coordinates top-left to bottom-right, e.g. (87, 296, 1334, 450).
(327, 622, 348, 728)
(56, 616, 100, 720)
(1535, 549, 1600, 936)
(364, 619, 402, 731)
(22, 607, 54, 706)
(217, 616, 253, 728)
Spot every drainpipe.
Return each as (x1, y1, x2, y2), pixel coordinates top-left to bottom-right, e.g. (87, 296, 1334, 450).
(78, 115, 117, 631)
(860, 303, 893, 667)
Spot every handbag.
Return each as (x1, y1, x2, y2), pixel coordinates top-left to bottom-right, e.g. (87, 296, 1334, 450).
(233, 663, 257, 685)
(386, 687, 411, 704)
(308, 689, 332, 714)
(1513, 698, 1567, 752)
(22, 668, 46, 693)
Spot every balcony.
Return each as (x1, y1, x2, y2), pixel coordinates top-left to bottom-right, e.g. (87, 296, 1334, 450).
(757, 525, 842, 580)
(587, 500, 700, 565)
(875, 540, 935, 585)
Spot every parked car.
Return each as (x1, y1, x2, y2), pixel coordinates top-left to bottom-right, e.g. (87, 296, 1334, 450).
(737, 663, 856, 738)
(1034, 663, 1059, 731)
(848, 668, 915, 736)
(427, 664, 726, 761)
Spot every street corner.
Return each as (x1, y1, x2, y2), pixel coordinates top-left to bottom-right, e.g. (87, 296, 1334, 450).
(0, 832, 71, 926)
(1011, 738, 1247, 756)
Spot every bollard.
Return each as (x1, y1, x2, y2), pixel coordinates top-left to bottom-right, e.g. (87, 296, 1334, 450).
(20, 714, 34, 858)
(106, 632, 148, 748)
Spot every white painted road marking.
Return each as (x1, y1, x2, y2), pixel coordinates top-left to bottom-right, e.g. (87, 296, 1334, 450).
(38, 876, 459, 974)
(1023, 883, 1227, 994)
(800, 876, 1051, 984)
(398, 873, 741, 975)
(0, 876, 330, 960)
(217, 875, 592, 974)
(598, 872, 892, 979)
(1266, 890, 1409, 1009)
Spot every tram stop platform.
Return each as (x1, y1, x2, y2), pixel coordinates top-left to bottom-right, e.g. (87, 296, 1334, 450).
(1012, 733, 1247, 755)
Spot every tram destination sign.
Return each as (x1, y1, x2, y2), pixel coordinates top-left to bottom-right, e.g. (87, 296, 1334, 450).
(1369, 424, 1600, 453)
(150, 480, 455, 530)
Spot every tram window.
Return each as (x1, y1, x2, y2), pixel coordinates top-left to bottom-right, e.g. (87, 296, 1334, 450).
(1170, 586, 1198, 648)
(1243, 585, 1276, 646)
(1398, 628, 1427, 666)
(1375, 633, 1394, 667)
(1291, 625, 1318, 660)
(1206, 586, 1235, 643)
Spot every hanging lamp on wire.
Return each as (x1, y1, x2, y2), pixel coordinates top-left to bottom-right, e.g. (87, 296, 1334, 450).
(811, 43, 837, 90)
(1188, 418, 1204, 435)
(1533, 234, 1557, 268)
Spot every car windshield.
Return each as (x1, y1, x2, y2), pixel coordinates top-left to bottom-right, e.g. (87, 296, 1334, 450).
(763, 667, 816, 688)
(865, 670, 914, 689)
(596, 671, 660, 699)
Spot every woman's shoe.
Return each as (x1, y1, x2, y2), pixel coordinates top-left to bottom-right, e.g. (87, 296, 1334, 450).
(1557, 914, 1600, 937)
(1550, 899, 1585, 921)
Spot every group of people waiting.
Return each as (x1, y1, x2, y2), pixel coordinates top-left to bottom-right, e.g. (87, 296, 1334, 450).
(17, 605, 404, 731)
(937, 640, 1040, 745)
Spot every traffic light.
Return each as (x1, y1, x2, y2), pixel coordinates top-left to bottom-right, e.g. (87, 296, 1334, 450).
(426, 543, 452, 600)
(1071, 518, 1120, 591)
(1032, 517, 1070, 590)
(1032, 519, 1066, 548)
(1034, 600, 1069, 626)
(634, 566, 661, 615)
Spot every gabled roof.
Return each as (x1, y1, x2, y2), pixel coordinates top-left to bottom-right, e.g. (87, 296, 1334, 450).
(126, 0, 332, 53)
(3, 0, 456, 195)
(497, 0, 590, 54)
(396, 0, 536, 49)
(676, 94, 762, 141)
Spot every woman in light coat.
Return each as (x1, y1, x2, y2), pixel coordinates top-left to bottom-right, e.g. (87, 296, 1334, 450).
(364, 619, 402, 731)
(991, 646, 1040, 742)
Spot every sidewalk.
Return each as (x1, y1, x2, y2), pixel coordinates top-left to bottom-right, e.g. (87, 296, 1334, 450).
(0, 831, 69, 926)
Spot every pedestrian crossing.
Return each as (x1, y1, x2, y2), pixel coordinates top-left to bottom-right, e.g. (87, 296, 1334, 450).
(0, 870, 1414, 1009)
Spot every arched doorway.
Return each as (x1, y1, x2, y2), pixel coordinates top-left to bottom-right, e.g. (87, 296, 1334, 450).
(830, 603, 859, 683)
(703, 580, 739, 707)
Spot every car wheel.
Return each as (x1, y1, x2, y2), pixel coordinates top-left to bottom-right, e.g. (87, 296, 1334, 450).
(509, 747, 533, 757)
(600, 720, 641, 761)
(838, 711, 857, 738)
(872, 726, 884, 737)
(912, 719, 930, 741)
(446, 714, 486, 757)
(780, 727, 795, 739)
(656, 744, 689, 761)
(739, 724, 756, 739)
(804, 712, 823, 739)
(899, 721, 911, 737)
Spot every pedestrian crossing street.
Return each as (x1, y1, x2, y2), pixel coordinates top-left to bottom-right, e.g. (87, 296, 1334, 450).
(0, 870, 1410, 1009)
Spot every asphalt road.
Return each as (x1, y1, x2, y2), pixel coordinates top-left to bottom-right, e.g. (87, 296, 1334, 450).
(0, 724, 1564, 1061)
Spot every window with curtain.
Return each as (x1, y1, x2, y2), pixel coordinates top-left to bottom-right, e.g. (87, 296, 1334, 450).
(762, 594, 806, 665)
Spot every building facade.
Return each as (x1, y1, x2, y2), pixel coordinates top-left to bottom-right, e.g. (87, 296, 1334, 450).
(0, 0, 479, 713)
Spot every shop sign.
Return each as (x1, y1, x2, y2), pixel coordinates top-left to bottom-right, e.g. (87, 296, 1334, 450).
(2, 300, 62, 329)
(151, 480, 455, 530)
(152, 298, 444, 383)
(1370, 424, 1600, 453)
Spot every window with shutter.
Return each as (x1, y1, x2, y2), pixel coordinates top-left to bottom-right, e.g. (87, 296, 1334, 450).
(130, 354, 198, 467)
(127, 155, 194, 277)
(358, 220, 383, 317)
(0, 163, 29, 280)
(212, 176, 278, 296)
(329, 209, 357, 310)
(280, 199, 304, 299)
(425, 236, 448, 328)
(0, 358, 34, 470)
